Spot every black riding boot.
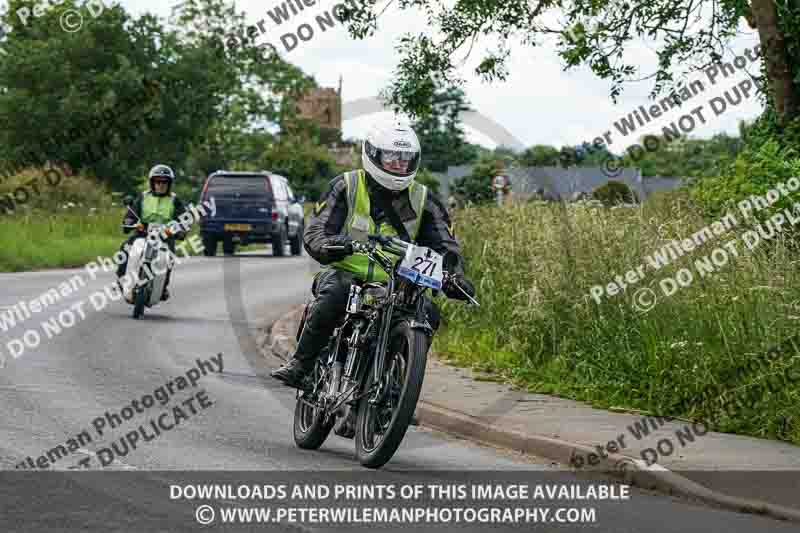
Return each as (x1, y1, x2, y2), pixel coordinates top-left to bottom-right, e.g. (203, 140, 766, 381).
(270, 321, 328, 388)
(271, 269, 353, 388)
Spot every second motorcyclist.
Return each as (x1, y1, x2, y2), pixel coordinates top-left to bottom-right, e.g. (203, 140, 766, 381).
(115, 164, 187, 301)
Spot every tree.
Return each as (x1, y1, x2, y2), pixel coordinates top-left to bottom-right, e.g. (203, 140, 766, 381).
(259, 136, 343, 201)
(415, 168, 442, 195)
(341, 1, 799, 127)
(520, 145, 561, 167)
(412, 85, 476, 172)
(619, 133, 744, 178)
(452, 155, 497, 204)
(592, 181, 638, 206)
(0, 0, 314, 190)
(492, 146, 518, 167)
(171, 0, 315, 177)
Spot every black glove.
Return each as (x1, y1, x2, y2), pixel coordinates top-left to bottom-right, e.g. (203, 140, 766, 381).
(444, 274, 475, 301)
(323, 235, 354, 262)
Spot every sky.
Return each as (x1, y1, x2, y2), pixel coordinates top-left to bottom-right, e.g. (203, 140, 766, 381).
(119, 0, 764, 151)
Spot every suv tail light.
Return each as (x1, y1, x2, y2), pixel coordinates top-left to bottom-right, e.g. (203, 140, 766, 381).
(200, 177, 210, 202)
(271, 211, 278, 221)
(198, 178, 211, 222)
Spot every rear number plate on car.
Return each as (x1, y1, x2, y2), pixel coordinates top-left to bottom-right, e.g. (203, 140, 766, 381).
(224, 224, 252, 231)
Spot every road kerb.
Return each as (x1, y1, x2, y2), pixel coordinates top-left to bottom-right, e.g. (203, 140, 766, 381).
(262, 306, 800, 524)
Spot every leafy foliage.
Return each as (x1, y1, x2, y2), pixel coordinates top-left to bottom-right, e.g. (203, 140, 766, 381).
(412, 85, 477, 171)
(618, 133, 744, 178)
(415, 168, 441, 195)
(592, 180, 638, 206)
(519, 145, 561, 167)
(691, 116, 800, 221)
(437, 198, 800, 444)
(0, 0, 314, 192)
(259, 136, 343, 201)
(452, 156, 498, 204)
(341, 0, 752, 117)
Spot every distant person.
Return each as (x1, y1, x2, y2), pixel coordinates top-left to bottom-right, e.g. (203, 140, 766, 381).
(447, 195, 458, 210)
(271, 119, 476, 389)
(115, 165, 187, 301)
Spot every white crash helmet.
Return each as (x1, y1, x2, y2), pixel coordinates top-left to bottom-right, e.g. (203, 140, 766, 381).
(362, 119, 421, 191)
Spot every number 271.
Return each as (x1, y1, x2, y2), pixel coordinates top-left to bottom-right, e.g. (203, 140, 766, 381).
(412, 257, 436, 275)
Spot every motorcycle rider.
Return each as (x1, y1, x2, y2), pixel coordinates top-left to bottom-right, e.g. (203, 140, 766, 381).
(115, 164, 187, 301)
(271, 119, 476, 388)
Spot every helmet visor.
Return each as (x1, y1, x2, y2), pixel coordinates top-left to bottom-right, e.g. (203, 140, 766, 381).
(380, 149, 418, 163)
(366, 141, 420, 178)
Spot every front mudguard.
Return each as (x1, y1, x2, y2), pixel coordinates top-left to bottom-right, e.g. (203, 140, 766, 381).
(407, 296, 440, 337)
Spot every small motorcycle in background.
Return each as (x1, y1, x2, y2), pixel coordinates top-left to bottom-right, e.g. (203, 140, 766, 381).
(121, 198, 175, 319)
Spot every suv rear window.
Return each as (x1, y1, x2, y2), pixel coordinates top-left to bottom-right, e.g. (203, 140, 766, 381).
(207, 175, 271, 198)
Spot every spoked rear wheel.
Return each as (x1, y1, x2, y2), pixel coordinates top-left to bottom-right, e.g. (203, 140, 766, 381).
(355, 322, 428, 469)
(293, 362, 335, 449)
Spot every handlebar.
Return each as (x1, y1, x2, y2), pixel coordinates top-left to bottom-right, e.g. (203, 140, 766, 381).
(321, 235, 479, 306)
(323, 234, 409, 255)
(121, 223, 180, 238)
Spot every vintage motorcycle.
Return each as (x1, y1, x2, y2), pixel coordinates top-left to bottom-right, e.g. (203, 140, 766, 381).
(292, 234, 478, 468)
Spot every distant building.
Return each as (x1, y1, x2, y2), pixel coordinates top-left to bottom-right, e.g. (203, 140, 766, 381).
(329, 144, 358, 168)
(296, 77, 342, 133)
(432, 165, 683, 203)
(508, 166, 646, 201)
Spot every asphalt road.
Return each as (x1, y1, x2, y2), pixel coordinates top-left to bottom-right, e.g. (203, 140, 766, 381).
(0, 251, 796, 532)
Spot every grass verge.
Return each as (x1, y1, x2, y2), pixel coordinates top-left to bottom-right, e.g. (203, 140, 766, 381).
(435, 192, 800, 445)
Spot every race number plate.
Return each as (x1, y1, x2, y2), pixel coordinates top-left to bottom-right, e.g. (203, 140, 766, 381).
(398, 245, 444, 290)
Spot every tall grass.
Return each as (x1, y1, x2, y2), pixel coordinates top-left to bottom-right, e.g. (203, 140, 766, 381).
(0, 168, 116, 214)
(436, 192, 800, 444)
(0, 170, 207, 272)
(0, 212, 121, 272)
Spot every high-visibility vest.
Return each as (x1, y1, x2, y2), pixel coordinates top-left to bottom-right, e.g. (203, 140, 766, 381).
(330, 170, 427, 282)
(141, 191, 176, 224)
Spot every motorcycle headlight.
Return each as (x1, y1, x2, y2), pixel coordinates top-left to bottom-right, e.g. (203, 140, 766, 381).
(363, 286, 387, 305)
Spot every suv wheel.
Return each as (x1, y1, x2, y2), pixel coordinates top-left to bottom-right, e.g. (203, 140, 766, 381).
(223, 236, 236, 256)
(273, 225, 287, 257)
(202, 235, 217, 257)
(290, 223, 303, 256)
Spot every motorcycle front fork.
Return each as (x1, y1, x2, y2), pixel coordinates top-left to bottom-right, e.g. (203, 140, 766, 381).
(324, 322, 361, 402)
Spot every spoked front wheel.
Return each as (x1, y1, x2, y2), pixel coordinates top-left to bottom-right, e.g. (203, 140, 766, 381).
(132, 286, 147, 319)
(355, 322, 429, 469)
(293, 362, 335, 449)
